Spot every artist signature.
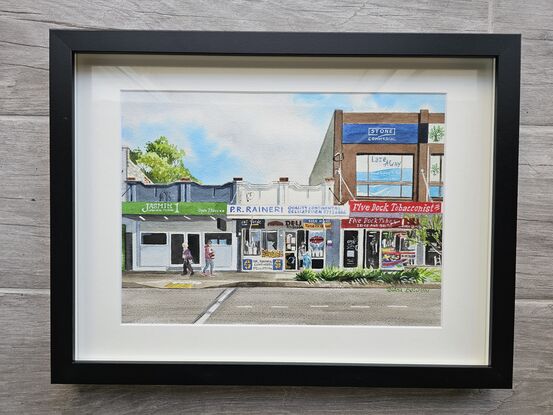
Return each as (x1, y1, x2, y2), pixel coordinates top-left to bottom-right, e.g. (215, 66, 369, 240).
(386, 287, 430, 293)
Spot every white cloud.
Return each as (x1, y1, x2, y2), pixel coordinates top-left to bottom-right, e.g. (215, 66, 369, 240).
(121, 92, 445, 184)
(122, 92, 330, 183)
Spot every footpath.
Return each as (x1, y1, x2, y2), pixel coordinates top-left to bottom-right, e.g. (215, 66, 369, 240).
(123, 271, 441, 290)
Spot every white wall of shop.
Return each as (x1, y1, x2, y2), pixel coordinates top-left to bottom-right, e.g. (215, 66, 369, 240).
(235, 180, 334, 205)
(127, 219, 237, 271)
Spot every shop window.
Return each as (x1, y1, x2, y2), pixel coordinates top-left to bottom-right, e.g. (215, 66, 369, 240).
(205, 233, 232, 245)
(243, 229, 261, 256)
(429, 154, 444, 199)
(141, 233, 167, 245)
(381, 231, 416, 269)
(263, 231, 279, 251)
(428, 124, 446, 143)
(356, 154, 414, 198)
(424, 230, 442, 266)
(308, 230, 325, 259)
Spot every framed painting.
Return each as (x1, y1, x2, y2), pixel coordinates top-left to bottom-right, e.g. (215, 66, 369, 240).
(50, 31, 520, 387)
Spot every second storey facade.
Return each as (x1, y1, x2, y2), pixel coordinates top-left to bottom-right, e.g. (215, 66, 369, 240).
(309, 109, 445, 203)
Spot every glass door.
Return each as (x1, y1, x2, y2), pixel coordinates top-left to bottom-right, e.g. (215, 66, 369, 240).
(285, 231, 297, 270)
(364, 230, 380, 269)
(343, 230, 359, 268)
(186, 233, 200, 265)
(170, 233, 185, 265)
(308, 230, 325, 269)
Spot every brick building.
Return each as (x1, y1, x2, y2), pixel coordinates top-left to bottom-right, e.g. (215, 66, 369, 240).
(310, 109, 445, 203)
(309, 109, 444, 270)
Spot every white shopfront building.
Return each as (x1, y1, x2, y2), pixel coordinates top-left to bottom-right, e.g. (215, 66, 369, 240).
(229, 178, 348, 272)
(122, 201, 238, 272)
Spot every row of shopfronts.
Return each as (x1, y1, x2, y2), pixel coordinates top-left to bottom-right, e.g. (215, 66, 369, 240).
(122, 107, 444, 273)
(122, 198, 442, 273)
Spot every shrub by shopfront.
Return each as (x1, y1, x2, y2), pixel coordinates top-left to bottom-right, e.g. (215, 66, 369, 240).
(295, 267, 441, 284)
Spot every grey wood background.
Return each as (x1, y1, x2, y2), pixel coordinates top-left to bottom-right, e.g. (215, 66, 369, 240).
(1, 0, 551, 413)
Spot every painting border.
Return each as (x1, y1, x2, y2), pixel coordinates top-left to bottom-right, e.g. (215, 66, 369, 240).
(50, 31, 520, 387)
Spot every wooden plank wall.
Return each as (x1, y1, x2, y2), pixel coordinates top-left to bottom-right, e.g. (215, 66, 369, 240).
(1, 1, 552, 413)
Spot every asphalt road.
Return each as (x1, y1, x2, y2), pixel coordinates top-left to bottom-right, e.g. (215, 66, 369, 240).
(122, 288, 225, 324)
(123, 287, 441, 326)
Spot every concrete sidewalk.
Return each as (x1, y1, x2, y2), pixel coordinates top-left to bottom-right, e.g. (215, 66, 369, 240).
(122, 271, 441, 290)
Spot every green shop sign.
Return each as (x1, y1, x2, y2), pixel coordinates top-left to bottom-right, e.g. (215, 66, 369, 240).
(122, 202, 227, 216)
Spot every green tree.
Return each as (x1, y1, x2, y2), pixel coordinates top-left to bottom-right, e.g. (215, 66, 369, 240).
(132, 136, 199, 183)
(429, 125, 445, 143)
(407, 214, 442, 259)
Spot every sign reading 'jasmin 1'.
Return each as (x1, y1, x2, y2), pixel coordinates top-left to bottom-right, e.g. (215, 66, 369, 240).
(122, 202, 227, 215)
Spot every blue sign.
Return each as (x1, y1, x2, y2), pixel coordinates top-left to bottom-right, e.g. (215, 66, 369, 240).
(242, 259, 253, 271)
(272, 259, 284, 271)
(343, 123, 419, 144)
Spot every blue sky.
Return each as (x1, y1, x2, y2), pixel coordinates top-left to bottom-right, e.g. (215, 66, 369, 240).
(122, 92, 445, 184)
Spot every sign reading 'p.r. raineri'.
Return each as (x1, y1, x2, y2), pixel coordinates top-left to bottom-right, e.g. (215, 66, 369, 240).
(226, 204, 349, 218)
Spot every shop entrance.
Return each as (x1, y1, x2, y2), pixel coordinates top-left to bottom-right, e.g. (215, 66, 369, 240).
(364, 230, 380, 269)
(170, 233, 200, 265)
(284, 230, 298, 270)
(241, 225, 327, 271)
(342, 230, 359, 268)
(286, 229, 326, 270)
(307, 230, 325, 269)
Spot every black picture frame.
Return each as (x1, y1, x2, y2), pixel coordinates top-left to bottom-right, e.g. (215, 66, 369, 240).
(50, 31, 520, 387)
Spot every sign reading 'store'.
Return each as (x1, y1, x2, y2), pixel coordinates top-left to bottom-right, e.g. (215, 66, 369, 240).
(342, 123, 419, 144)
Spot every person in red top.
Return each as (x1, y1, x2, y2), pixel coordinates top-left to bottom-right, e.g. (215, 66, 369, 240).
(201, 242, 215, 276)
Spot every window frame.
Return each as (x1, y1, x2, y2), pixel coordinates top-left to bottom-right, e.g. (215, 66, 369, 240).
(140, 232, 168, 246)
(429, 153, 445, 200)
(356, 153, 415, 200)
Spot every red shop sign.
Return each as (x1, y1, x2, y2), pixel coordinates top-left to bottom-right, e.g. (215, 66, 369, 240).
(341, 217, 419, 229)
(349, 200, 442, 214)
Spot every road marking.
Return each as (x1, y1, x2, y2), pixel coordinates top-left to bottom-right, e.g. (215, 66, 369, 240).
(309, 305, 329, 308)
(236, 305, 252, 309)
(350, 305, 371, 308)
(164, 282, 194, 289)
(194, 288, 236, 324)
(387, 305, 408, 308)
(271, 305, 289, 309)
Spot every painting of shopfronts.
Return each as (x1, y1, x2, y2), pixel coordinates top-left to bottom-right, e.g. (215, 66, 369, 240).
(122, 91, 444, 274)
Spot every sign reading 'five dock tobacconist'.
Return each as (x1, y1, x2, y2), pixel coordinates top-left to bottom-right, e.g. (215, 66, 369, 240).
(349, 201, 442, 215)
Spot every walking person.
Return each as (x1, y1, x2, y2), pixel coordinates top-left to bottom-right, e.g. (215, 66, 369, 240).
(181, 243, 194, 276)
(201, 241, 215, 277)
